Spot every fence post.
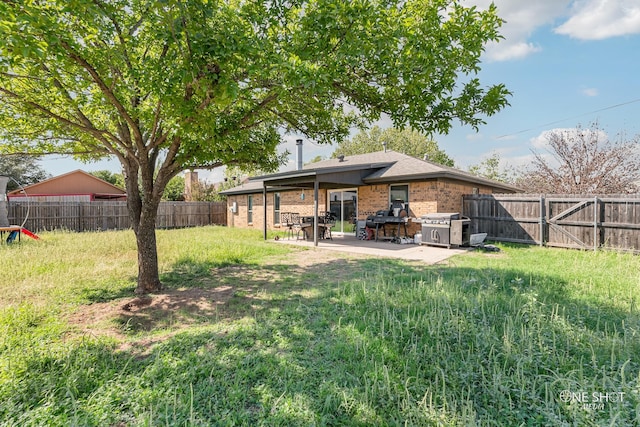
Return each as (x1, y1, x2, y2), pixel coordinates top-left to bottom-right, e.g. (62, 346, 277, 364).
(539, 195, 545, 246)
(593, 196, 599, 251)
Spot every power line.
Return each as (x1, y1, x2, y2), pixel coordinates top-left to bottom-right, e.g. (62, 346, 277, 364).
(496, 97, 640, 140)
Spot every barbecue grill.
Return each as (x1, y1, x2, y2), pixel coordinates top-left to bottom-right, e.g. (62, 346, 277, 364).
(365, 201, 409, 242)
(419, 213, 470, 248)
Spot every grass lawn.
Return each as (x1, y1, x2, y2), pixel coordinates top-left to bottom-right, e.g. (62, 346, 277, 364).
(0, 226, 639, 426)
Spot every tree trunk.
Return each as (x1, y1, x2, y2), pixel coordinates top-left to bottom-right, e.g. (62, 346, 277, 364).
(134, 209, 162, 294)
(121, 149, 176, 295)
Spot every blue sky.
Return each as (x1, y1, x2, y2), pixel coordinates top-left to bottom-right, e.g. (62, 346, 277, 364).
(39, 0, 640, 182)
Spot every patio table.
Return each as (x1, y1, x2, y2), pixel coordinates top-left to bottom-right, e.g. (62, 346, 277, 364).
(300, 215, 334, 240)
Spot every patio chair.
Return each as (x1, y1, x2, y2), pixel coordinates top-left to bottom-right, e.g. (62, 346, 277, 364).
(289, 213, 305, 240)
(280, 212, 295, 239)
(321, 211, 337, 240)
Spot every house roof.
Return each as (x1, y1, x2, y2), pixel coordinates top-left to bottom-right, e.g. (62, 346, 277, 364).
(7, 169, 126, 197)
(221, 151, 520, 194)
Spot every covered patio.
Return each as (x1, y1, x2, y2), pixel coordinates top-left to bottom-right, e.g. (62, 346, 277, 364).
(273, 234, 467, 264)
(257, 162, 378, 246)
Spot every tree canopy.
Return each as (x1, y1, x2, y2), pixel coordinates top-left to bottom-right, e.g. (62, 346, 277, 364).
(516, 124, 640, 194)
(0, 0, 510, 293)
(89, 170, 125, 189)
(332, 126, 455, 167)
(0, 155, 50, 192)
(467, 151, 513, 183)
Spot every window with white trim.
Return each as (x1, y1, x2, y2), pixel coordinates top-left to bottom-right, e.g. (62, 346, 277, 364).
(390, 184, 409, 211)
(273, 192, 281, 225)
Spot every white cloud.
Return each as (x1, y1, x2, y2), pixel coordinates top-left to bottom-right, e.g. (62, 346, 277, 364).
(504, 153, 539, 169)
(529, 126, 609, 150)
(555, 0, 640, 40)
(486, 41, 542, 61)
(465, 132, 485, 142)
(530, 130, 556, 149)
(582, 88, 599, 97)
(462, 0, 571, 61)
(463, 0, 640, 61)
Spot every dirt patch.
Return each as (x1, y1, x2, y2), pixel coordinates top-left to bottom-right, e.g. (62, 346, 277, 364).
(67, 286, 236, 351)
(66, 247, 371, 354)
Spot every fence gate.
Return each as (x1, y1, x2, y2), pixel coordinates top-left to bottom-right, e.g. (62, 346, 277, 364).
(545, 197, 599, 250)
(464, 194, 640, 252)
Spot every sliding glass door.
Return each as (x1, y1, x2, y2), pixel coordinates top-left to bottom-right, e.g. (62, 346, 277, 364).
(328, 189, 357, 234)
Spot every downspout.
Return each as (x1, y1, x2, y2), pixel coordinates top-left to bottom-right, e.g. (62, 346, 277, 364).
(263, 182, 267, 241)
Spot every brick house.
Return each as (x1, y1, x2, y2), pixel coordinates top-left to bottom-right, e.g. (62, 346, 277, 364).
(7, 170, 126, 202)
(221, 150, 519, 242)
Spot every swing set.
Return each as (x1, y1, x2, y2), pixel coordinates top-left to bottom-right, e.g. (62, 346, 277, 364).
(0, 176, 40, 244)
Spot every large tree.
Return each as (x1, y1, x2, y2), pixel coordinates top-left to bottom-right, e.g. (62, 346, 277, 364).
(0, 0, 510, 294)
(332, 126, 455, 166)
(516, 124, 640, 194)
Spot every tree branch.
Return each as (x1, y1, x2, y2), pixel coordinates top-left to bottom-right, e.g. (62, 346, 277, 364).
(0, 72, 43, 81)
(0, 86, 114, 144)
(39, 63, 128, 156)
(217, 91, 279, 139)
(59, 40, 146, 151)
(92, 0, 134, 72)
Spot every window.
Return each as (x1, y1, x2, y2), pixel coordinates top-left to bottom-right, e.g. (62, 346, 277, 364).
(247, 195, 253, 224)
(273, 192, 281, 225)
(390, 184, 409, 211)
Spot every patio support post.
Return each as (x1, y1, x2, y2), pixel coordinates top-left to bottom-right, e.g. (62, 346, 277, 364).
(263, 182, 267, 241)
(313, 178, 319, 246)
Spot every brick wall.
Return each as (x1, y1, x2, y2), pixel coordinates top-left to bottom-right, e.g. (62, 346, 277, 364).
(358, 185, 390, 217)
(227, 179, 505, 235)
(227, 189, 326, 230)
(435, 180, 494, 213)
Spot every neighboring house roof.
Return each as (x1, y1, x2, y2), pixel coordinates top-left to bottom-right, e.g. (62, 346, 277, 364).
(221, 151, 520, 195)
(7, 169, 126, 199)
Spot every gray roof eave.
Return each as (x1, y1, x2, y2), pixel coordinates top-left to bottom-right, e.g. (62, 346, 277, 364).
(250, 162, 394, 183)
(364, 171, 522, 192)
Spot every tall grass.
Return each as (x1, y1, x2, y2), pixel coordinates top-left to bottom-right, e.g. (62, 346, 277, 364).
(0, 228, 638, 425)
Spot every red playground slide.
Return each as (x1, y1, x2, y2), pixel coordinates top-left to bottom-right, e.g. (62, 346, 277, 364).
(21, 228, 40, 240)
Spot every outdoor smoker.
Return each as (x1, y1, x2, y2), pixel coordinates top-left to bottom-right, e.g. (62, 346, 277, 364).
(364, 200, 409, 242)
(419, 212, 470, 248)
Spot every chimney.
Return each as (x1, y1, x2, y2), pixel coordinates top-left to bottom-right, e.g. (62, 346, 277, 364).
(296, 139, 303, 170)
(382, 141, 388, 152)
(184, 170, 198, 201)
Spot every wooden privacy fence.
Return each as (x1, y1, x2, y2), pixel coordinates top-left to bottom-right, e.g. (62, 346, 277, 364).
(7, 200, 227, 233)
(463, 194, 640, 251)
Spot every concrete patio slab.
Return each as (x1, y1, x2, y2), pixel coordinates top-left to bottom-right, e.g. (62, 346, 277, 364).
(273, 235, 467, 264)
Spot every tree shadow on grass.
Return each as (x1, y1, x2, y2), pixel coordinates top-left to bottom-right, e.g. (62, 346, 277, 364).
(109, 255, 375, 336)
(77, 280, 137, 304)
(43, 251, 640, 426)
